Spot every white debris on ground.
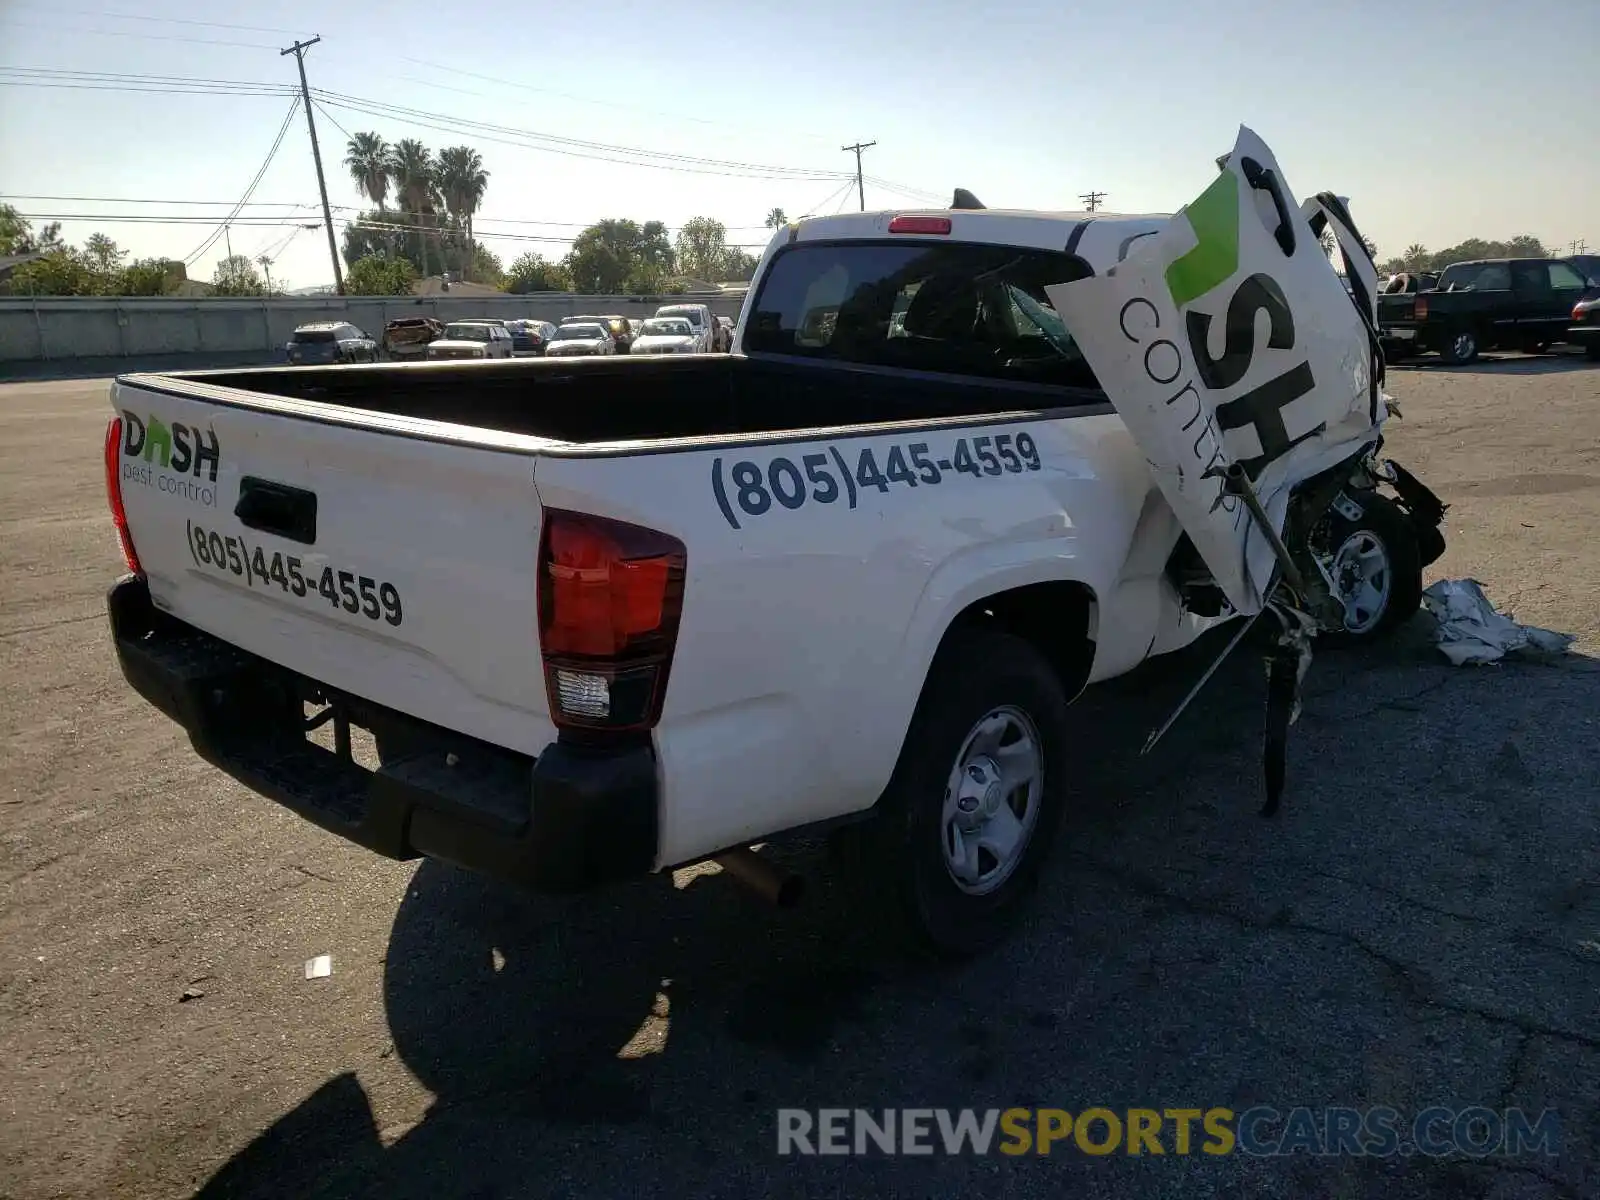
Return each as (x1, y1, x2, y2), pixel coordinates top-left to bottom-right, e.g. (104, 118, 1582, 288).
(1422, 579, 1577, 665)
(303, 954, 333, 980)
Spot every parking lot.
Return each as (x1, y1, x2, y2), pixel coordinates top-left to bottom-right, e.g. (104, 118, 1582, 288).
(1, 355, 1597, 1199)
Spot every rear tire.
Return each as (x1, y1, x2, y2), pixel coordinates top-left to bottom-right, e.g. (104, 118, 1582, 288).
(865, 628, 1071, 958)
(1317, 493, 1423, 643)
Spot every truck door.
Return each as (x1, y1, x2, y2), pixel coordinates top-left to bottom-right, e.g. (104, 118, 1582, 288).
(1511, 259, 1557, 345)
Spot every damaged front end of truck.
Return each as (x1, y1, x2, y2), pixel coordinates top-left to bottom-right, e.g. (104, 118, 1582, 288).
(1046, 125, 1449, 814)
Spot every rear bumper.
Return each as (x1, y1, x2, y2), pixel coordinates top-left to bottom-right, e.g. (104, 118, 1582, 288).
(107, 575, 659, 893)
(1568, 324, 1599, 349)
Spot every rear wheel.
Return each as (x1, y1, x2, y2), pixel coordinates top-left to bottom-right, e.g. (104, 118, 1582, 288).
(1316, 493, 1423, 642)
(865, 628, 1070, 958)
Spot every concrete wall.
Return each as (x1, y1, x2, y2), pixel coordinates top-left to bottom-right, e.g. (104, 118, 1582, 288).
(0, 293, 750, 364)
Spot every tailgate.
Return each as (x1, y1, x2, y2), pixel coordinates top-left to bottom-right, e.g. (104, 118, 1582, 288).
(110, 378, 555, 755)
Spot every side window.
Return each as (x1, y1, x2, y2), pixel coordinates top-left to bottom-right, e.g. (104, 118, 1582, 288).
(1511, 262, 1547, 292)
(1547, 261, 1586, 290)
(1476, 263, 1512, 290)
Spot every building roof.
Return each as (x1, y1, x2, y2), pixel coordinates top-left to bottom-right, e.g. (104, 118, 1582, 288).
(0, 251, 46, 277)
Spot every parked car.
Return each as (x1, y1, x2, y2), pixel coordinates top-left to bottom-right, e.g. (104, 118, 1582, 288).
(380, 317, 443, 362)
(629, 317, 700, 354)
(104, 130, 1447, 954)
(506, 319, 558, 357)
(564, 314, 635, 354)
(1376, 273, 1438, 361)
(544, 321, 615, 357)
(715, 315, 736, 352)
(1383, 257, 1593, 363)
(286, 322, 377, 366)
(424, 320, 514, 360)
(1569, 292, 1600, 361)
(654, 303, 714, 352)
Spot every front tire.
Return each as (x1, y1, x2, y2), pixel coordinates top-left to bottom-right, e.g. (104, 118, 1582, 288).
(1440, 326, 1479, 364)
(866, 628, 1071, 958)
(1318, 493, 1423, 642)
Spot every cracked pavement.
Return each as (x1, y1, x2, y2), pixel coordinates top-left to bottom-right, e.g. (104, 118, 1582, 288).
(1, 356, 1597, 1199)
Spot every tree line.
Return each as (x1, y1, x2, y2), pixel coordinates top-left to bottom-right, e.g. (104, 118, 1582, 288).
(1374, 235, 1550, 278)
(337, 129, 793, 297)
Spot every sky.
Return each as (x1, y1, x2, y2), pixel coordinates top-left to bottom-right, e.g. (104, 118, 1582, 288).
(1, 0, 1595, 292)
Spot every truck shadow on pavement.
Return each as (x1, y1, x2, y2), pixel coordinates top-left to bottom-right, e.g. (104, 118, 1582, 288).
(193, 620, 1600, 1199)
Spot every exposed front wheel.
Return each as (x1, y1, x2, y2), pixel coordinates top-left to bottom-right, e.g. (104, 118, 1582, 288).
(1441, 327, 1479, 364)
(866, 628, 1070, 957)
(1316, 493, 1424, 642)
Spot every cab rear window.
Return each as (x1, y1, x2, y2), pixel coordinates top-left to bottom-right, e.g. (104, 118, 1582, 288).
(744, 241, 1100, 389)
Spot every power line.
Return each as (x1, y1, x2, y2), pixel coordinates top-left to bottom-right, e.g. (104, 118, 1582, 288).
(6, 5, 309, 34)
(2, 66, 952, 196)
(841, 141, 876, 211)
(1080, 191, 1107, 212)
(312, 88, 852, 181)
(312, 99, 354, 143)
(3, 21, 279, 49)
(0, 196, 795, 231)
(9, 213, 328, 224)
(182, 97, 302, 266)
(397, 55, 838, 146)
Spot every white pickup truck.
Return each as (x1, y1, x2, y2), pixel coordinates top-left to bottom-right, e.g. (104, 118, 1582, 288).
(104, 129, 1446, 954)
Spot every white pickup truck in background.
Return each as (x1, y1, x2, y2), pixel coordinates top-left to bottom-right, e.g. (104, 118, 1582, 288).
(104, 128, 1446, 955)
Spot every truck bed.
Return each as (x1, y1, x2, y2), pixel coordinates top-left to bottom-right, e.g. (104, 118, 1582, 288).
(128, 354, 1109, 448)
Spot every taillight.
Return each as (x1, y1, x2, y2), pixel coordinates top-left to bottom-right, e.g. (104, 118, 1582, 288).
(1414, 296, 1429, 320)
(888, 215, 952, 235)
(1574, 301, 1589, 321)
(538, 509, 686, 733)
(103, 416, 142, 575)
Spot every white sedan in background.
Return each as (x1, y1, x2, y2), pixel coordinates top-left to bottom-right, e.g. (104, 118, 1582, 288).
(424, 321, 514, 360)
(629, 317, 701, 355)
(543, 322, 616, 357)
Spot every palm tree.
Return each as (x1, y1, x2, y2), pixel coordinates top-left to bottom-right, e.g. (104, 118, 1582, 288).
(343, 132, 390, 210)
(764, 207, 787, 229)
(1402, 243, 1430, 272)
(436, 145, 489, 281)
(387, 139, 436, 278)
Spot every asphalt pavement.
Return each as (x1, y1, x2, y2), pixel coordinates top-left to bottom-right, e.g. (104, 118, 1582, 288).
(1, 355, 1597, 1199)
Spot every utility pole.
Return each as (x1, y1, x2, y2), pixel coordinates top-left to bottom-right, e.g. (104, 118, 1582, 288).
(841, 140, 876, 212)
(1571, 239, 1588, 256)
(1079, 191, 1107, 213)
(281, 36, 344, 295)
(223, 223, 233, 264)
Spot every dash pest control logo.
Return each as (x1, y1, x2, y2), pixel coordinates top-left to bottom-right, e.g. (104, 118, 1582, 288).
(120, 411, 221, 507)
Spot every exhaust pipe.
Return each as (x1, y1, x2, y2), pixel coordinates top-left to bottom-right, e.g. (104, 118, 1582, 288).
(715, 847, 805, 908)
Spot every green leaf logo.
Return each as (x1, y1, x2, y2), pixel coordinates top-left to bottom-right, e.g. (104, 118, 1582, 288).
(1165, 172, 1240, 309)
